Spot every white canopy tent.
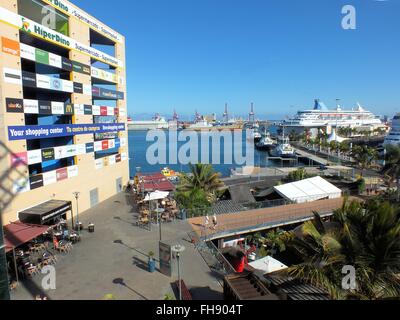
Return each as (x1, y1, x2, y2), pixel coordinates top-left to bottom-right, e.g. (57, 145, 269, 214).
(327, 129, 348, 143)
(143, 190, 170, 202)
(274, 176, 342, 203)
(248, 256, 288, 274)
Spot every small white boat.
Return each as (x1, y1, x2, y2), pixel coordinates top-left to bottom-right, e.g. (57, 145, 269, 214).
(270, 127, 296, 158)
(271, 138, 296, 158)
(256, 132, 275, 150)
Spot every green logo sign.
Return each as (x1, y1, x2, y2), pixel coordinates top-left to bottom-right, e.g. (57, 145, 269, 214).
(21, 18, 31, 33)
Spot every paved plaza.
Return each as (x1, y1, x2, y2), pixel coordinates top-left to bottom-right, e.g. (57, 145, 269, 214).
(10, 192, 223, 300)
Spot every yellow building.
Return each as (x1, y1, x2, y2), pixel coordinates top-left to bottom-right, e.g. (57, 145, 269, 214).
(0, 0, 129, 225)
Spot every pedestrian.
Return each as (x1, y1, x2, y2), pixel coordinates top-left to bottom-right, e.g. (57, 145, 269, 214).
(204, 215, 210, 229)
(212, 214, 218, 230)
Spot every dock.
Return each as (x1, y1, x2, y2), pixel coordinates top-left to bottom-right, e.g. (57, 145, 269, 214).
(293, 148, 329, 166)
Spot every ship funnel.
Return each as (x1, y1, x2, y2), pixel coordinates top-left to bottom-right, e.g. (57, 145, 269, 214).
(314, 99, 328, 111)
(314, 99, 320, 110)
(356, 102, 364, 112)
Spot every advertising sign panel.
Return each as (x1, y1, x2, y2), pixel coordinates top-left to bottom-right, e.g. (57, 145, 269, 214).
(43, 171, 57, 186)
(2, 36, 20, 56)
(6, 98, 24, 113)
(29, 174, 44, 190)
(27, 149, 42, 164)
(41, 148, 55, 161)
(8, 123, 126, 142)
(56, 167, 68, 181)
(24, 99, 39, 114)
(10, 152, 28, 167)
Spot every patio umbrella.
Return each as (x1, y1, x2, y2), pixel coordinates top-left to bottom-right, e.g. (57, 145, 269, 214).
(143, 190, 170, 202)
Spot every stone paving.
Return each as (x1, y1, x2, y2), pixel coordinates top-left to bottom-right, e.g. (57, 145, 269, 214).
(11, 192, 223, 300)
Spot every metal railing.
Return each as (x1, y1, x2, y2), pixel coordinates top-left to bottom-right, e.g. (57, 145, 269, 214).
(193, 227, 236, 276)
(205, 240, 236, 275)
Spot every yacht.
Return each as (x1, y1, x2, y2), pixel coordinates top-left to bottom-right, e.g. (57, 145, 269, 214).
(256, 131, 275, 150)
(282, 99, 382, 128)
(383, 113, 400, 147)
(270, 128, 296, 158)
(253, 131, 262, 142)
(249, 126, 261, 142)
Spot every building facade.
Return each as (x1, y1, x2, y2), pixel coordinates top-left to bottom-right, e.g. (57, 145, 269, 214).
(0, 0, 129, 225)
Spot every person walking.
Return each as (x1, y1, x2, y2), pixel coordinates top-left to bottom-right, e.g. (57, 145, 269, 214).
(204, 215, 210, 229)
(212, 213, 218, 230)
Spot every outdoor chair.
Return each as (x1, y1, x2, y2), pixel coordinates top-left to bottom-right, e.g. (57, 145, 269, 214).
(55, 243, 69, 254)
(138, 216, 149, 227)
(26, 266, 39, 277)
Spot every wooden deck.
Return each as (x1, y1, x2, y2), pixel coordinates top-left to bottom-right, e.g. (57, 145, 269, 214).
(188, 197, 345, 240)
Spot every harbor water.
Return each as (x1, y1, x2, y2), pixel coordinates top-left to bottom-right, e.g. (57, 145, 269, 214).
(127, 126, 308, 178)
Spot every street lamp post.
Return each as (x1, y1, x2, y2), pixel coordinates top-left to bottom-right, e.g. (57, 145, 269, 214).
(159, 200, 166, 241)
(136, 166, 144, 198)
(172, 244, 185, 300)
(72, 192, 80, 235)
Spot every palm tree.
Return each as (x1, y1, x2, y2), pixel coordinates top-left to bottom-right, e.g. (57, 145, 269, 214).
(245, 232, 265, 247)
(334, 198, 400, 299)
(178, 163, 224, 202)
(263, 229, 292, 257)
(285, 199, 400, 299)
(382, 145, 400, 202)
(286, 213, 345, 299)
(175, 187, 211, 217)
(339, 141, 350, 155)
(329, 141, 340, 155)
(350, 145, 377, 176)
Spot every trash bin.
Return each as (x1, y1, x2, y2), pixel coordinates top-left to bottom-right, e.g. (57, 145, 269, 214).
(74, 222, 83, 231)
(148, 259, 156, 273)
(180, 209, 187, 220)
(88, 223, 95, 233)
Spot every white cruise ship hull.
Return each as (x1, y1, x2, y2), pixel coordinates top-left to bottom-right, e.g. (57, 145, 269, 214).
(383, 114, 400, 146)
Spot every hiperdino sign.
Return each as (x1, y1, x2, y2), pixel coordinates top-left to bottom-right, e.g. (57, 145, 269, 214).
(0, 7, 123, 68)
(22, 18, 71, 47)
(42, 0, 123, 44)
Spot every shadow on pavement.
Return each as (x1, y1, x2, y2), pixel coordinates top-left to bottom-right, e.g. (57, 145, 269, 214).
(112, 278, 148, 300)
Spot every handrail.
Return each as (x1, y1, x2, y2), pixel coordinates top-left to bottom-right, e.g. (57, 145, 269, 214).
(206, 240, 236, 275)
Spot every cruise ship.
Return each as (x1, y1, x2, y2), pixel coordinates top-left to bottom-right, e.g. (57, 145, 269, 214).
(127, 114, 169, 130)
(282, 100, 382, 128)
(383, 114, 400, 146)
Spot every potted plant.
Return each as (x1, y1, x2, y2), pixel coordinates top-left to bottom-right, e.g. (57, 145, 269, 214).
(148, 251, 156, 273)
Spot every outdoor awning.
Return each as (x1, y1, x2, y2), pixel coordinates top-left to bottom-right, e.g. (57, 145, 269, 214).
(143, 190, 170, 202)
(18, 200, 72, 225)
(3, 221, 51, 253)
(138, 173, 175, 192)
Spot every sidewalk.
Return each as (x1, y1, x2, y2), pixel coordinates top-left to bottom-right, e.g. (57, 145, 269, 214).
(11, 192, 222, 300)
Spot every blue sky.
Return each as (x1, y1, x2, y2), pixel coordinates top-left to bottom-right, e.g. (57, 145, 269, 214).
(73, 0, 400, 120)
